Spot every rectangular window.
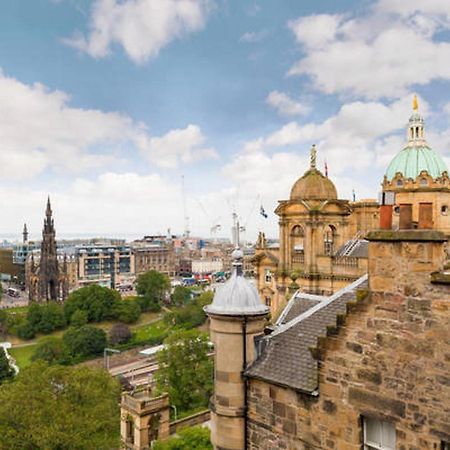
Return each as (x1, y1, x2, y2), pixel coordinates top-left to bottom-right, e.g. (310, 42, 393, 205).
(363, 417, 396, 450)
(442, 442, 450, 450)
(264, 269, 272, 283)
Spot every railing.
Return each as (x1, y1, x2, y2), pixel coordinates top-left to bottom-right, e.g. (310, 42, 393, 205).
(291, 253, 304, 264)
(332, 256, 359, 267)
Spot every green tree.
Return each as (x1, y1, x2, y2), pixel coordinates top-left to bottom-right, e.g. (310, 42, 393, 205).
(70, 309, 88, 327)
(0, 347, 14, 384)
(31, 336, 71, 365)
(164, 291, 212, 330)
(63, 325, 107, 358)
(155, 329, 213, 413)
(109, 323, 132, 346)
(26, 302, 42, 330)
(37, 303, 66, 334)
(16, 321, 35, 340)
(0, 310, 8, 338)
(153, 426, 212, 450)
(136, 270, 170, 312)
(0, 362, 120, 450)
(171, 286, 191, 306)
(113, 298, 141, 323)
(64, 285, 121, 323)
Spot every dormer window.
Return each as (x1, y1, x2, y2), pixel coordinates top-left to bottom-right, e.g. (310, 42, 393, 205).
(396, 179, 403, 187)
(420, 178, 428, 186)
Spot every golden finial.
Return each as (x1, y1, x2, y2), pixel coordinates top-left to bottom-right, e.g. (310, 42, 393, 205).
(412, 94, 419, 111)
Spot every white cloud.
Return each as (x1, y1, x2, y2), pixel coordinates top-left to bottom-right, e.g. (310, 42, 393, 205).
(0, 70, 215, 178)
(0, 69, 148, 179)
(66, 0, 212, 63)
(240, 30, 268, 44)
(145, 124, 218, 168)
(288, 2, 450, 98)
(266, 91, 310, 116)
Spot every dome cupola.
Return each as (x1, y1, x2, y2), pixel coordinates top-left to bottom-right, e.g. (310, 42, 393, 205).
(385, 96, 448, 181)
(290, 145, 338, 201)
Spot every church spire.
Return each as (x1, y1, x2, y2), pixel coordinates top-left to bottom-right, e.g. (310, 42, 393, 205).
(46, 196, 52, 218)
(23, 223, 28, 244)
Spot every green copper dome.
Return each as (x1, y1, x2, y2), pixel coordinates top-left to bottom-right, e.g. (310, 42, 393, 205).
(385, 145, 448, 181)
(386, 98, 448, 181)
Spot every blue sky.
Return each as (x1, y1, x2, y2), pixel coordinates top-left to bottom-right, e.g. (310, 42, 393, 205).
(0, 0, 450, 241)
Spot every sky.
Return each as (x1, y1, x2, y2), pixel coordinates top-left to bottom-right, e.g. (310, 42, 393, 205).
(1, 0, 450, 242)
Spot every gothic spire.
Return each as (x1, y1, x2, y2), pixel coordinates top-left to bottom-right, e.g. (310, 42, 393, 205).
(310, 144, 317, 170)
(23, 223, 28, 244)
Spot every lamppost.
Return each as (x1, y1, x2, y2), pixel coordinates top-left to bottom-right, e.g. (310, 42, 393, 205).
(103, 347, 120, 370)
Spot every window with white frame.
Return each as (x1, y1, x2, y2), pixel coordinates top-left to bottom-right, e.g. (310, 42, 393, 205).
(264, 269, 272, 283)
(363, 417, 396, 450)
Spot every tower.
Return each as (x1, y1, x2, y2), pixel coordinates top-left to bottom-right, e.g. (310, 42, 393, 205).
(38, 197, 60, 301)
(382, 96, 450, 234)
(23, 223, 28, 245)
(205, 248, 269, 450)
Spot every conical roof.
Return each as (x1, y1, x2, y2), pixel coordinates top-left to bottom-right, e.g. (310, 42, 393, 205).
(204, 248, 269, 316)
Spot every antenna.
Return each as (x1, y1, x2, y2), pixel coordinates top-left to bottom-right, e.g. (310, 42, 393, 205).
(181, 175, 190, 239)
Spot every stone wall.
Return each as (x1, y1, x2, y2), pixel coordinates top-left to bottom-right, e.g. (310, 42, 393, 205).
(247, 232, 449, 450)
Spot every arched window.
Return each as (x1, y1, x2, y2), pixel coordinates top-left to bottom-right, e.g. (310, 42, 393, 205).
(442, 205, 448, 215)
(126, 418, 134, 444)
(291, 225, 305, 254)
(324, 225, 336, 255)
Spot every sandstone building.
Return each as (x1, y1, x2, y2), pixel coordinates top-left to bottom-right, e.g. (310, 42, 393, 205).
(206, 98, 449, 450)
(253, 145, 379, 316)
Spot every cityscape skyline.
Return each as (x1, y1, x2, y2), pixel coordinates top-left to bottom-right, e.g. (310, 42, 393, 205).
(1, 0, 450, 239)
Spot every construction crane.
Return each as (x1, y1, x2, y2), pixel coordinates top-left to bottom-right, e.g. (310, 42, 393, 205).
(181, 175, 190, 239)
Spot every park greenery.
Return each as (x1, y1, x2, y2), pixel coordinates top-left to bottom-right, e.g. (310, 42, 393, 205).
(155, 329, 213, 414)
(0, 347, 14, 385)
(136, 270, 171, 311)
(153, 426, 212, 450)
(0, 362, 121, 450)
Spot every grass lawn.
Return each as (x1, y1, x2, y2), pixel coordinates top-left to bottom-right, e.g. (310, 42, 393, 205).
(9, 344, 36, 369)
(133, 319, 168, 342)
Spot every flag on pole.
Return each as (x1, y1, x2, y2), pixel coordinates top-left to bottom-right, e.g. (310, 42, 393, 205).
(260, 205, 268, 219)
(324, 160, 328, 177)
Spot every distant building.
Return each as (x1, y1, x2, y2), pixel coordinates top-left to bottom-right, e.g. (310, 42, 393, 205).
(191, 259, 223, 275)
(77, 244, 134, 289)
(27, 198, 69, 302)
(132, 235, 175, 277)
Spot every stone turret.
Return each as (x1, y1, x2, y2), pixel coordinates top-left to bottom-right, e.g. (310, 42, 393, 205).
(205, 248, 269, 450)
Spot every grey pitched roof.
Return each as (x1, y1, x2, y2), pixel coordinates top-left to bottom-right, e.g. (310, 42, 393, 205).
(276, 296, 321, 325)
(334, 239, 369, 258)
(246, 275, 368, 393)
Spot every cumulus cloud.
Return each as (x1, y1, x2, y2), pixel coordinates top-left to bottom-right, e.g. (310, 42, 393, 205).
(0, 69, 148, 179)
(287, 2, 450, 98)
(266, 91, 310, 116)
(0, 70, 215, 178)
(145, 124, 218, 168)
(66, 0, 213, 63)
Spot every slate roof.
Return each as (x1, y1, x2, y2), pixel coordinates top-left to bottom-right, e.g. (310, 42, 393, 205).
(335, 239, 369, 258)
(245, 275, 368, 393)
(276, 296, 321, 325)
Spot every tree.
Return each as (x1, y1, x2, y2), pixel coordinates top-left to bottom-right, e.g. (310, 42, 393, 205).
(0, 347, 14, 384)
(0, 362, 120, 450)
(113, 299, 141, 323)
(64, 285, 121, 323)
(136, 270, 170, 312)
(164, 291, 213, 330)
(38, 303, 66, 334)
(31, 336, 70, 365)
(171, 286, 191, 306)
(153, 426, 212, 450)
(16, 321, 35, 340)
(109, 323, 132, 346)
(63, 325, 107, 358)
(0, 310, 8, 338)
(155, 329, 213, 413)
(70, 309, 88, 327)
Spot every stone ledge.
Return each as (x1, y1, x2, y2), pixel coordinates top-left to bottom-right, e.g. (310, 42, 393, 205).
(366, 230, 447, 242)
(430, 271, 450, 285)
